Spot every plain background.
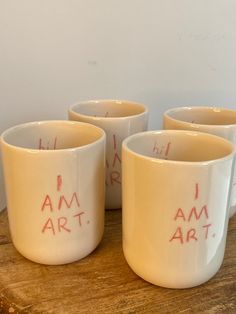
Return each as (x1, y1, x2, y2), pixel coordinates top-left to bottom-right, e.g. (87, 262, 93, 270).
(0, 0, 236, 209)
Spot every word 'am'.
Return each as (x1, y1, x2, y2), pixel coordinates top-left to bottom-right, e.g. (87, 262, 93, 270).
(41, 192, 80, 212)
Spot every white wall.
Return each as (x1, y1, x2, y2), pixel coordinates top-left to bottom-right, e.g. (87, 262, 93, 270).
(0, 0, 236, 209)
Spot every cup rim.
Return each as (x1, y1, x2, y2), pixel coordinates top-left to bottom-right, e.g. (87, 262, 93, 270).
(1, 120, 106, 153)
(68, 99, 148, 120)
(122, 130, 236, 165)
(164, 106, 236, 128)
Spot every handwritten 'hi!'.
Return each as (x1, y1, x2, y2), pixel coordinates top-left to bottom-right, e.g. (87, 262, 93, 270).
(169, 183, 215, 244)
(40, 175, 87, 235)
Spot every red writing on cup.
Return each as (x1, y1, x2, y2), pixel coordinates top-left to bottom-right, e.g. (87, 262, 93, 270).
(153, 141, 171, 159)
(169, 183, 214, 244)
(40, 175, 88, 236)
(41, 212, 85, 235)
(106, 134, 121, 186)
(38, 137, 57, 150)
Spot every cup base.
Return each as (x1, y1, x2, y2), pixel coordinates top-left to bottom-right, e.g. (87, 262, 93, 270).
(123, 247, 224, 289)
(12, 232, 104, 265)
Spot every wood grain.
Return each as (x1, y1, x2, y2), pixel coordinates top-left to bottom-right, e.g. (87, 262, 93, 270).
(0, 208, 236, 314)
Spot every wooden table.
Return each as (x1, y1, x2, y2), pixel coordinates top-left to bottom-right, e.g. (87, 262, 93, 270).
(0, 208, 236, 314)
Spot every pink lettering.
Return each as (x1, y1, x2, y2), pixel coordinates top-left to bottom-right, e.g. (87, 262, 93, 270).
(202, 224, 212, 239)
(195, 183, 199, 200)
(38, 137, 57, 150)
(58, 192, 80, 210)
(53, 137, 57, 149)
(174, 208, 186, 221)
(113, 134, 117, 150)
(73, 212, 85, 227)
(188, 205, 208, 222)
(41, 218, 55, 235)
(57, 175, 62, 192)
(41, 195, 53, 212)
(39, 138, 44, 149)
(169, 227, 184, 244)
(153, 141, 171, 158)
(165, 142, 171, 157)
(186, 228, 198, 242)
(58, 217, 71, 233)
(153, 141, 162, 154)
(110, 171, 121, 185)
(112, 152, 121, 168)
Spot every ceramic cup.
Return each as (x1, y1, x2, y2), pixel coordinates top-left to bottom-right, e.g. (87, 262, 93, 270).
(1, 121, 106, 265)
(163, 106, 236, 217)
(68, 100, 148, 209)
(122, 130, 235, 289)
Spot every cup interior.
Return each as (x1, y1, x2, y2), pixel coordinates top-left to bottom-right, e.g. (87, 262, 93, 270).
(70, 100, 147, 118)
(165, 107, 236, 126)
(1, 121, 104, 150)
(124, 131, 234, 162)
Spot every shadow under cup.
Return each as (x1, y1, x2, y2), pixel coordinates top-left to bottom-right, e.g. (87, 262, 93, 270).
(1, 121, 106, 265)
(122, 130, 235, 288)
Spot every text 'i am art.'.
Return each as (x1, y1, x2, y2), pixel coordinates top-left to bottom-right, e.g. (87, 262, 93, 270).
(40, 175, 89, 236)
(169, 183, 215, 244)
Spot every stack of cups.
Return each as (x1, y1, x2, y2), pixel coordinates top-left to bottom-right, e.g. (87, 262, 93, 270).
(1, 103, 236, 290)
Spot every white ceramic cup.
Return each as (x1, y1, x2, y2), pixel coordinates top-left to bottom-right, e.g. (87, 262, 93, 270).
(1, 121, 106, 265)
(68, 100, 148, 209)
(122, 130, 235, 289)
(163, 106, 236, 217)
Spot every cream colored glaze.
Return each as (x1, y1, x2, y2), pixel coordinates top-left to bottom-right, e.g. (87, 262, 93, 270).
(122, 130, 235, 288)
(1, 121, 106, 265)
(164, 106, 236, 217)
(68, 99, 148, 209)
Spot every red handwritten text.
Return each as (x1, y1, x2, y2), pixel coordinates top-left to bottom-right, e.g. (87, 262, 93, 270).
(38, 137, 57, 150)
(41, 212, 85, 235)
(153, 141, 171, 159)
(169, 183, 214, 244)
(174, 205, 208, 222)
(41, 192, 80, 212)
(40, 175, 87, 236)
(106, 134, 121, 186)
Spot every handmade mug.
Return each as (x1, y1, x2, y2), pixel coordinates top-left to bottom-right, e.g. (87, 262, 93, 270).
(68, 99, 148, 209)
(1, 120, 106, 265)
(122, 130, 235, 288)
(163, 106, 236, 217)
